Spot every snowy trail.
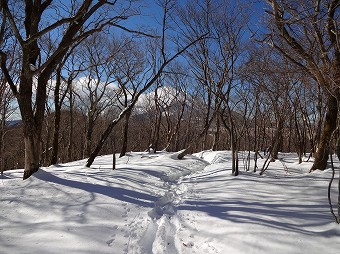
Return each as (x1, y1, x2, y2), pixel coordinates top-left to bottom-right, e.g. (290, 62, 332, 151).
(127, 155, 209, 254)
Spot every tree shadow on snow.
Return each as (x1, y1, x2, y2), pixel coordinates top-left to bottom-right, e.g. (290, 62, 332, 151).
(34, 169, 157, 208)
(178, 171, 338, 237)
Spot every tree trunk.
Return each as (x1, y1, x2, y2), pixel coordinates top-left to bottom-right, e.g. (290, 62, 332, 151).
(50, 110, 61, 165)
(254, 150, 258, 173)
(86, 105, 133, 167)
(85, 114, 95, 158)
(177, 108, 218, 160)
(112, 139, 116, 170)
(67, 82, 74, 162)
(18, 71, 45, 179)
(119, 109, 132, 157)
(152, 110, 162, 153)
(23, 128, 41, 180)
(271, 118, 284, 161)
(164, 99, 186, 151)
(293, 100, 303, 164)
(212, 116, 220, 151)
(50, 66, 66, 165)
(0, 120, 4, 175)
(150, 87, 162, 153)
(41, 122, 51, 166)
(232, 149, 239, 176)
(314, 85, 324, 154)
(310, 94, 338, 171)
(230, 125, 239, 176)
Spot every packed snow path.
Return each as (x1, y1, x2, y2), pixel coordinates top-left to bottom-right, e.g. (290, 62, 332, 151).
(1, 151, 340, 254)
(127, 153, 209, 254)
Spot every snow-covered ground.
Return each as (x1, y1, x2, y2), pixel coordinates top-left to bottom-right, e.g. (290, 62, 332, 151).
(1, 151, 340, 254)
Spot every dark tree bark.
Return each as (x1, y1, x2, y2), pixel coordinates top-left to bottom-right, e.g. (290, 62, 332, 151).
(50, 66, 63, 165)
(310, 94, 338, 171)
(112, 139, 116, 170)
(270, 118, 284, 161)
(67, 76, 75, 162)
(119, 108, 132, 157)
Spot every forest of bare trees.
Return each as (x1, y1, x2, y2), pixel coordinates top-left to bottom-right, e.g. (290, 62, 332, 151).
(0, 0, 339, 184)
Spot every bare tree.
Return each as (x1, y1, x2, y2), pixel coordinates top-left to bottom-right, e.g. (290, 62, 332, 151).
(288, 79, 324, 163)
(150, 80, 163, 152)
(85, 0, 208, 167)
(0, 70, 16, 173)
(49, 46, 86, 165)
(72, 34, 120, 158)
(176, 0, 249, 176)
(0, 5, 19, 173)
(177, 0, 216, 152)
(265, 0, 340, 171)
(0, 0, 140, 179)
(107, 37, 146, 157)
(162, 65, 189, 151)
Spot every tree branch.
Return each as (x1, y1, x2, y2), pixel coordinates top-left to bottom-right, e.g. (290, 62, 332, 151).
(0, 50, 18, 96)
(0, 0, 24, 45)
(113, 24, 160, 38)
(267, 0, 328, 87)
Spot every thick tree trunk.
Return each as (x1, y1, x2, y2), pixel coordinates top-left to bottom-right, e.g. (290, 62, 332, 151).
(310, 94, 338, 171)
(19, 72, 45, 179)
(23, 129, 41, 180)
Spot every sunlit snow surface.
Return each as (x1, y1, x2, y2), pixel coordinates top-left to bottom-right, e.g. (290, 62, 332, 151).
(1, 151, 340, 253)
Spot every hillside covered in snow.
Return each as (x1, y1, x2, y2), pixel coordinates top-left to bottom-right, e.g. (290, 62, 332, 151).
(1, 151, 340, 254)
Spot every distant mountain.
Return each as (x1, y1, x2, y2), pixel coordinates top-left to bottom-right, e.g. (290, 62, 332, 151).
(6, 120, 22, 127)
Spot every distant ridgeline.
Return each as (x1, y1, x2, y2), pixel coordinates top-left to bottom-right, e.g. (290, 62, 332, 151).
(5, 120, 22, 127)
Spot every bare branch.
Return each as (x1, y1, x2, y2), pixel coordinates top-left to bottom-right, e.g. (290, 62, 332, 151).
(113, 24, 160, 38)
(0, 50, 18, 96)
(0, 0, 24, 45)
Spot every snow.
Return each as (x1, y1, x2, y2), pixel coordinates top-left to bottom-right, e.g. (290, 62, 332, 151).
(1, 151, 340, 254)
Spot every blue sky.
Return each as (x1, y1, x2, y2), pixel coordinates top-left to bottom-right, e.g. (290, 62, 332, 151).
(120, 0, 269, 36)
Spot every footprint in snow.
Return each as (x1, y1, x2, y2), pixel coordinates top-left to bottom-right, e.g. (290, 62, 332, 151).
(106, 238, 115, 246)
(122, 203, 131, 218)
(183, 241, 194, 248)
